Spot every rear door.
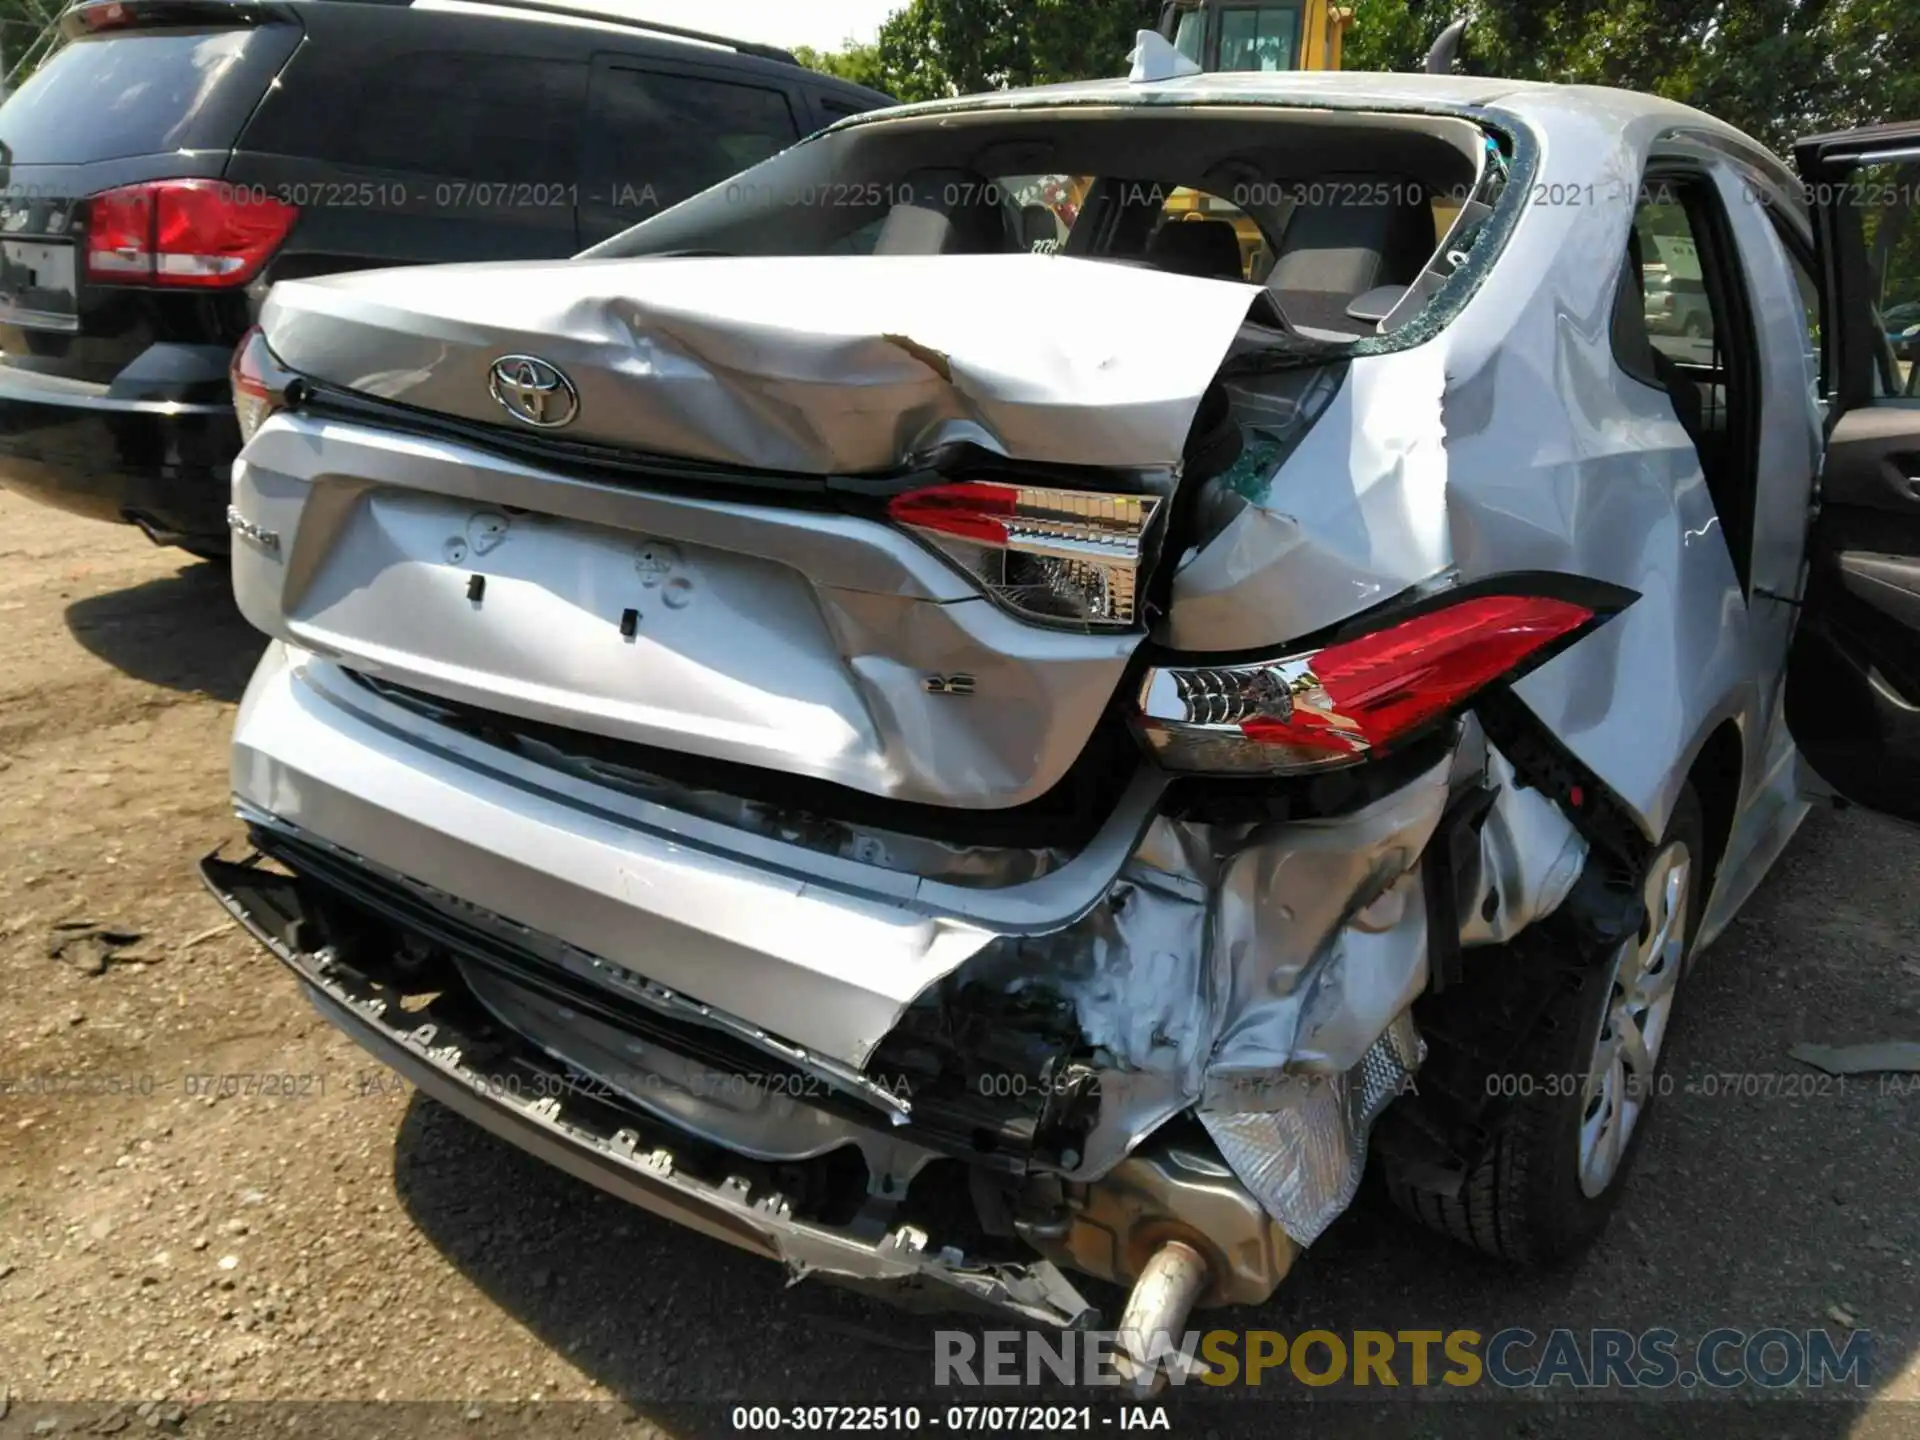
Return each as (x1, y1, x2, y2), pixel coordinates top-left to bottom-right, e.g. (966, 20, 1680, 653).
(227, 5, 588, 271)
(1784, 122, 1920, 815)
(577, 55, 804, 248)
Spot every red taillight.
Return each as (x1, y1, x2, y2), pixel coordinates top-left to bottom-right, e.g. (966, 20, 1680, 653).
(887, 479, 1162, 629)
(887, 481, 1021, 545)
(85, 181, 297, 288)
(87, 186, 154, 279)
(1135, 592, 1600, 774)
(230, 326, 293, 442)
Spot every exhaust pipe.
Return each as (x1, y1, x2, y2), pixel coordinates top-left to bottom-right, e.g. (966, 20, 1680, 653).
(1016, 1138, 1298, 1387)
(1114, 1239, 1212, 1391)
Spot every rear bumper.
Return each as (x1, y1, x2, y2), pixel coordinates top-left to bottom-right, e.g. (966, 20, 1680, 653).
(226, 640, 1451, 1263)
(232, 642, 1166, 1071)
(0, 359, 239, 547)
(197, 851, 1099, 1329)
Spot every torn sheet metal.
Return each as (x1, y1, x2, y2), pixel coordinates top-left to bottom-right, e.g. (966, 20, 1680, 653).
(261, 254, 1262, 473)
(1165, 339, 1451, 651)
(954, 864, 1214, 1178)
(949, 754, 1452, 1184)
(1201, 1011, 1423, 1245)
(1205, 755, 1452, 1077)
(1459, 744, 1588, 947)
(202, 850, 1101, 1329)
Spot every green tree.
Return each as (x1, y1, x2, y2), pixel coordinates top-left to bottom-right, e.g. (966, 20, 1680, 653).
(1427, 0, 1920, 151)
(1, 0, 63, 90)
(800, 0, 1159, 103)
(799, 0, 1920, 152)
(1341, 0, 1437, 73)
(790, 41, 893, 94)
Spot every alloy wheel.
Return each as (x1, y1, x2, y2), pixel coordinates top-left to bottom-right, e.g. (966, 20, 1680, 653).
(1576, 840, 1691, 1198)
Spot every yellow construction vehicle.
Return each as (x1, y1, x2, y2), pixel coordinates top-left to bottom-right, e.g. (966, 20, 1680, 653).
(1149, 2, 1469, 284)
(1156, 0, 1355, 74)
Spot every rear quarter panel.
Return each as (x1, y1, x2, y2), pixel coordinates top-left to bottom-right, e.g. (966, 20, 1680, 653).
(1168, 89, 1819, 851)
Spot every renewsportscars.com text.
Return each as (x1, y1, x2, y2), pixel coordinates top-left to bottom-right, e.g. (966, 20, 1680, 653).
(935, 1326, 1872, 1391)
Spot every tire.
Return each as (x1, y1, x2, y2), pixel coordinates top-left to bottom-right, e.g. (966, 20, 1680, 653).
(1385, 784, 1705, 1266)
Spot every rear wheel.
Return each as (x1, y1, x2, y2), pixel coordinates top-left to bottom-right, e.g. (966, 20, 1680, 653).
(1386, 785, 1704, 1265)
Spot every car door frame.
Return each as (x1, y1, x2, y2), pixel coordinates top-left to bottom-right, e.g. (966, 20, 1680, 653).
(1783, 121, 1920, 819)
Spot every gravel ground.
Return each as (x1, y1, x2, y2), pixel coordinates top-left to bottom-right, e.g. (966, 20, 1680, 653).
(1, 490, 1917, 1439)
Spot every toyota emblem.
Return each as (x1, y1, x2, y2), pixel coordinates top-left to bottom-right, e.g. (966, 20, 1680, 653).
(488, 354, 579, 429)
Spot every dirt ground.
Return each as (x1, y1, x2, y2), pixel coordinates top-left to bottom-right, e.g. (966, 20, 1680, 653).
(2, 488, 1918, 1438)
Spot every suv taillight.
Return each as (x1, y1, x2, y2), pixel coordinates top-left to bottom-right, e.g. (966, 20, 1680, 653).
(1133, 590, 1618, 774)
(887, 480, 1163, 628)
(86, 180, 297, 288)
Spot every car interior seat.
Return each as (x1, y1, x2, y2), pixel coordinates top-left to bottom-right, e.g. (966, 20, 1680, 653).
(1146, 218, 1246, 281)
(1018, 203, 1061, 252)
(1266, 178, 1436, 335)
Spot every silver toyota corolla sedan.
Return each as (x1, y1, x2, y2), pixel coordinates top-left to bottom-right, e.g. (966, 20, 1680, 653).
(202, 67, 1920, 1345)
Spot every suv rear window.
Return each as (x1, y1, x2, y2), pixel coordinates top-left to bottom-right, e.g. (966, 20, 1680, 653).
(0, 26, 299, 166)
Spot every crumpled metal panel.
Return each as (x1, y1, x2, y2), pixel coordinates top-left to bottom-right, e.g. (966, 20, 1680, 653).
(1165, 339, 1451, 649)
(1205, 758, 1451, 1077)
(1016, 756, 1450, 1181)
(1200, 1011, 1425, 1245)
(1459, 744, 1588, 947)
(1163, 84, 1821, 856)
(956, 865, 1213, 1176)
(261, 254, 1262, 473)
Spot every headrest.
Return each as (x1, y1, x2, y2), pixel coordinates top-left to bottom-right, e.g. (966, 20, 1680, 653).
(1146, 218, 1246, 281)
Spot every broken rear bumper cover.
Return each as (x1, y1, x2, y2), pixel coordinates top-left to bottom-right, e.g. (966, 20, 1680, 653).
(210, 640, 1531, 1320)
(198, 853, 1102, 1329)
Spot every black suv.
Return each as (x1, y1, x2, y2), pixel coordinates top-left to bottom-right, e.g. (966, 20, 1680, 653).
(0, 0, 890, 557)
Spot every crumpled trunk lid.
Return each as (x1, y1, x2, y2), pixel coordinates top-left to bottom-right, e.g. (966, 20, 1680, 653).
(259, 252, 1259, 472)
(239, 253, 1260, 811)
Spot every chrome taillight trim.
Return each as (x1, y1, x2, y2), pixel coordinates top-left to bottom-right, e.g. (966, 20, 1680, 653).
(893, 482, 1163, 630)
(1135, 651, 1373, 774)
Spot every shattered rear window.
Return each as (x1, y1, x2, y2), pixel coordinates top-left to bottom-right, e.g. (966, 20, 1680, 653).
(585, 105, 1507, 344)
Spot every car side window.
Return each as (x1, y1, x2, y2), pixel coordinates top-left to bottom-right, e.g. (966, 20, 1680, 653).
(1620, 169, 1766, 594)
(583, 65, 799, 241)
(1775, 227, 1827, 403)
(332, 52, 585, 183)
(1853, 158, 1920, 399)
(1633, 198, 1715, 365)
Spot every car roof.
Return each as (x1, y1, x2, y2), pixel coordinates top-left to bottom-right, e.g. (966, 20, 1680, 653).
(849, 69, 1765, 151)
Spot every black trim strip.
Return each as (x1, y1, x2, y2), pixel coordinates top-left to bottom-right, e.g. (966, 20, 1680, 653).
(1473, 687, 1654, 870)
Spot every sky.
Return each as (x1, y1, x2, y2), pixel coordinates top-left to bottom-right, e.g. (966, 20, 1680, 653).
(568, 0, 903, 52)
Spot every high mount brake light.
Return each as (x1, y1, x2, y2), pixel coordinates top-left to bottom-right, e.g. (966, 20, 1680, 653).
(887, 480, 1162, 628)
(1134, 593, 1599, 774)
(85, 180, 297, 288)
(230, 327, 295, 443)
(70, 0, 136, 29)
